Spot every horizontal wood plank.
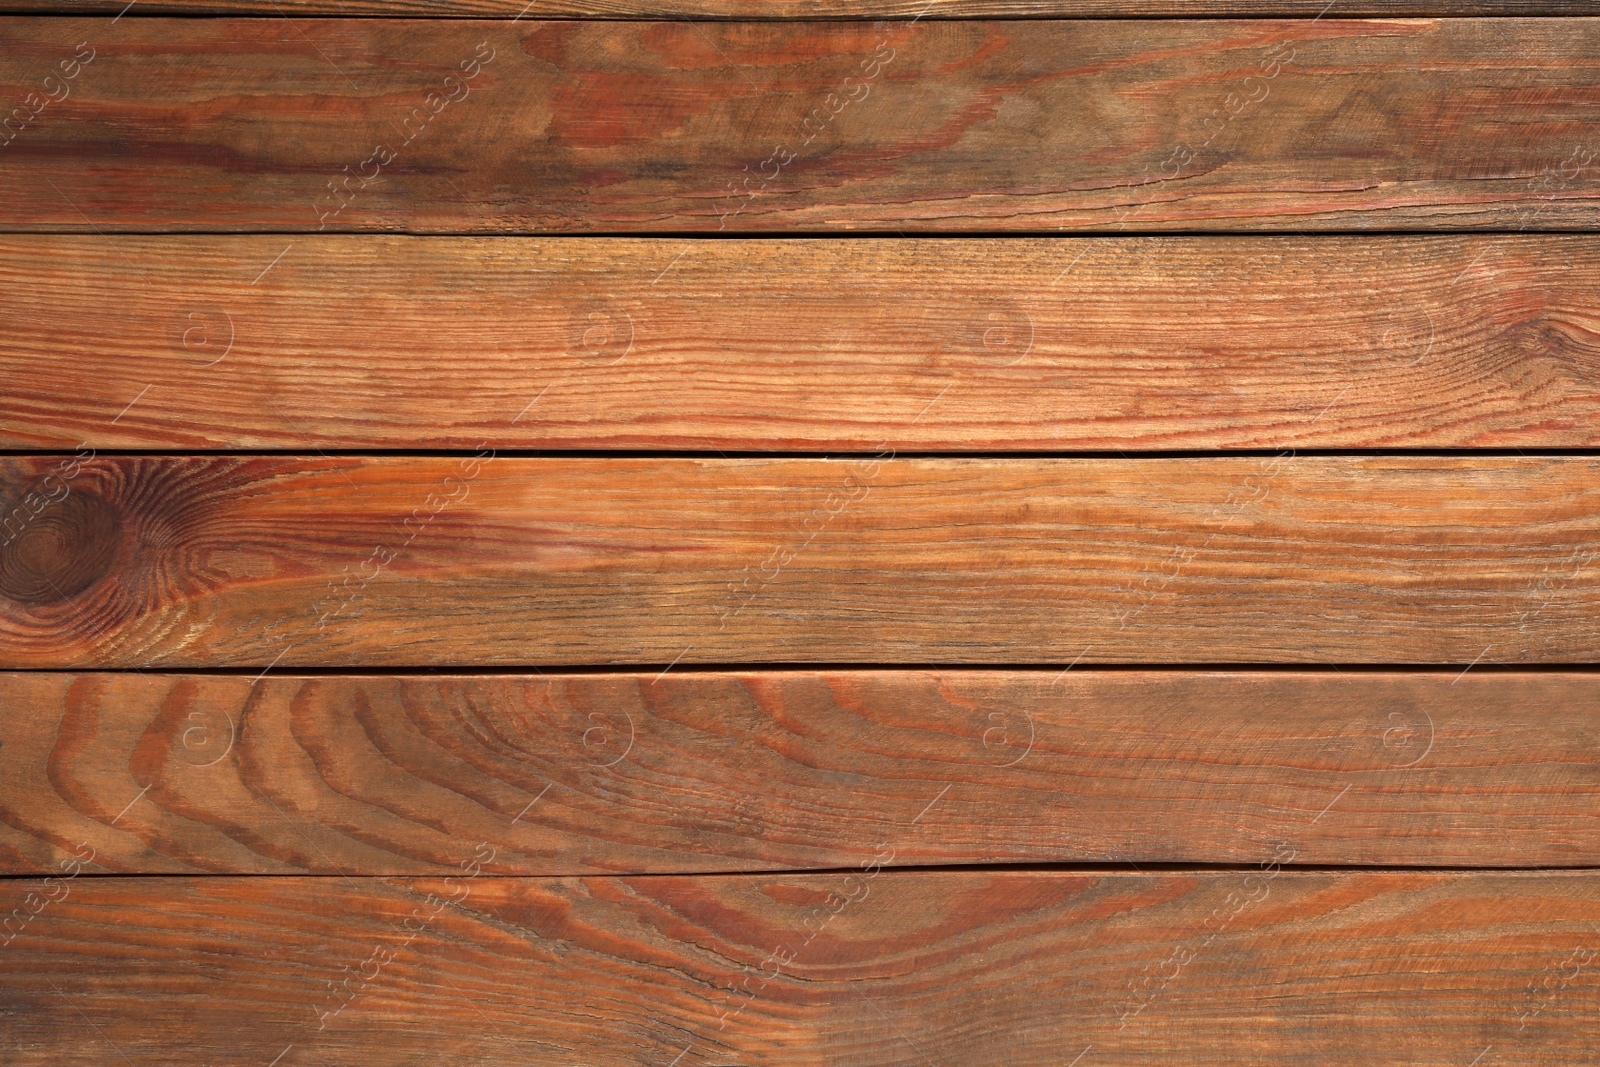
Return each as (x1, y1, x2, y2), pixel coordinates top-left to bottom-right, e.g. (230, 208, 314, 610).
(3, 19, 1600, 232)
(6, 234, 1600, 450)
(3, 871, 1597, 1064)
(2, 455, 1598, 667)
(4, 1, 1595, 16)
(3, 670, 1599, 874)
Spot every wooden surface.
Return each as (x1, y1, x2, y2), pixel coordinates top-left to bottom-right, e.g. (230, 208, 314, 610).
(4, 19, 1600, 233)
(6, 234, 1600, 451)
(3, 455, 1598, 668)
(9, 668, 1600, 876)
(4, 3, 1599, 1059)
(6, 0, 1597, 16)
(3, 670, 1599, 874)
(4, 871, 1598, 1064)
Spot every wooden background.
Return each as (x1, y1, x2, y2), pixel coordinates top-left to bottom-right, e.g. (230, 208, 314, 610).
(2, 0, 1598, 1064)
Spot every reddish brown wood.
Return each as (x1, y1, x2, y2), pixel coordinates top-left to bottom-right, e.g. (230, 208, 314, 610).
(3, 19, 1600, 232)
(4, 455, 1599, 668)
(4, 670, 1596, 874)
(1, 0, 1591, 16)
(3, 871, 1597, 1064)
(1, 4, 1595, 1061)
(4, 235, 1600, 450)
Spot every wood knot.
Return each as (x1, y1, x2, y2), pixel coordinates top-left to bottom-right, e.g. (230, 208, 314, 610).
(0, 489, 121, 605)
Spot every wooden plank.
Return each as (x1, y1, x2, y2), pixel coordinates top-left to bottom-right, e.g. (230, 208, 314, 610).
(6, 234, 1600, 451)
(2, 455, 1598, 667)
(3, 871, 1597, 1064)
(4, 0, 1595, 17)
(3, 670, 1599, 875)
(3, 19, 1600, 232)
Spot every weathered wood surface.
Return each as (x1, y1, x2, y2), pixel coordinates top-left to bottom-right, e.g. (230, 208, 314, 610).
(5, 670, 1597, 874)
(5, 234, 1600, 451)
(3, 871, 1597, 1064)
(4, 0, 1594, 17)
(2, 455, 1598, 667)
(3, 19, 1600, 232)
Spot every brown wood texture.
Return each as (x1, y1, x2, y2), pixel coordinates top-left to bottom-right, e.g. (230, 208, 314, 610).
(3, 0, 1594, 15)
(3, 871, 1598, 1064)
(7, 0, 1599, 16)
(4, 19, 1600, 233)
(3, 455, 1599, 667)
(5, 234, 1600, 451)
(6, 670, 1598, 875)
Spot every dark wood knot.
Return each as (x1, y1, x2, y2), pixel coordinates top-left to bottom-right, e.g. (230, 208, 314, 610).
(0, 489, 121, 605)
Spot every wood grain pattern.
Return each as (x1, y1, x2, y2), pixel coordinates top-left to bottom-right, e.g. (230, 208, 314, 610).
(5, 0, 1595, 17)
(4, 19, 1600, 232)
(2, 455, 1599, 667)
(6, 670, 1599, 874)
(6, 234, 1600, 451)
(3, 871, 1598, 1064)
(9, 668, 1600, 876)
